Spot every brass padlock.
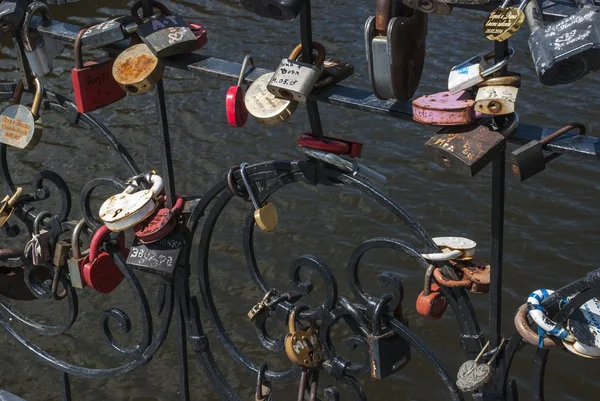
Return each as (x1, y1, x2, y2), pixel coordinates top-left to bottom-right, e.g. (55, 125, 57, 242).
(284, 308, 323, 369)
(0, 187, 23, 227)
(244, 72, 298, 125)
(112, 43, 165, 94)
(0, 78, 44, 150)
(239, 163, 278, 232)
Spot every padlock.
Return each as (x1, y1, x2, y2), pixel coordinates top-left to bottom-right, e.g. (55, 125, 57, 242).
(71, 24, 126, 113)
(244, 72, 298, 125)
(0, 77, 43, 150)
(450, 258, 491, 294)
(510, 123, 585, 182)
(301, 148, 388, 185)
(80, 15, 138, 50)
(298, 133, 363, 158)
(474, 73, 521, 115)
(133, 195, 183, 244)
(483, 0, 529, 42)
(53, 240, 71, 269)
(421, 236, 477, 261)
(456, 340, 505, 392)
(312, 59, 354, 90)
(401, 0, 452, 14)
(367, 309, 411, 379)
(416, 264, 448, 319)
(365, 0, 428, 100)
(239, 163, 278, 232)
(284, 308, 323, 369)
(267, 42, 325, 103)
(226, 55, 254, 128)
(0, 187, 22, 227)
(67, 218, 89, 289)
(99, 172, 163, 232)
(130, 0, 198, 58)
(412, 90, 491, 126)
(81, 225, 127, 293)
(24, 211, 51, 266)
(476, 72, 521, 88)
(239, 0, 306, 21)
(423, 113, 519, 177)
(112, 43, 165, 95)
(183, 20, 208, 53)
(447, 48, 514, 93)
(21, 2, 63, 77)
(525, 0, 600, 86)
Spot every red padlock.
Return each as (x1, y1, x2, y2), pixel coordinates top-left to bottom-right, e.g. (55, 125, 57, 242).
(133, 195, 184, 244)
(298, 133, 363, 158)
(226, 55, 254, 127)
(81, 225, 128, 294)
(71, 23, 126, 113)
(183, 20, 208, 53)
(416, 265, 448, 320)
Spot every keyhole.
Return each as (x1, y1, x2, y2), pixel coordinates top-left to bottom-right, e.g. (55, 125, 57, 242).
(113, 208, 123, 218)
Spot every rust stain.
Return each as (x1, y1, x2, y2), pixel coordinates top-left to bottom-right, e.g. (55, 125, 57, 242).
(115, 54, 156, 83)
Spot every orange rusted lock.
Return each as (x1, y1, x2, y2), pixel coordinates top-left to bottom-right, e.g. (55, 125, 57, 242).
(112, 43, 165, 95)
(450, 258, 491, 294)
(416, 265, 448, 320)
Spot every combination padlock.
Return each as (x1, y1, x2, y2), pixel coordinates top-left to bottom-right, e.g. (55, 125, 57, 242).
(447, 48, 514, 93)
(226, 55, 254, 128)
(112, 43, 165, 94)
(21, 2, 64, 77)
(0, 187, 22, 227)
(81, 225, 127, 293)
(99, 172, 164, 232)
(415, 264, 448, 319)
(284, 308, 323, 369)
(133, 195, 184, 244)
(245, 72, 298, 125)
(0, 78, 44, 150)
(267, 42, 326, 103)
(71, 23, 126, 113)
(130, 0, 198, 58)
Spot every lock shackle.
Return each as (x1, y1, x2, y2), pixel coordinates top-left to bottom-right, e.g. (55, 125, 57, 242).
(74, 23, 97, 70)
(33, 211, 52, 236)
(5, 187, 23, 207)
(239, 162, 261, 210)
(130, 0, 172, 25)
(422, 264, 436, 296)
(481, 47, 515, 78)
(433, 267, 472, 288)
(71, 218, 87, 259)
(289, 42, 326, 68)
(375, 0, 393, 33)
(236, 55, 255, 88)
(88, 225, 125, 262)
(22, 2, 53, 52)
(287, 307, 298, 334)
(255, 362, 271, 401)
(371, 293, 394, 336)
(126, 172, 164, 198)
(540, 122, 586, 146)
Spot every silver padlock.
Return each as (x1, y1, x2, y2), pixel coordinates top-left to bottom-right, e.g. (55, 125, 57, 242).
(21, 2, 64, 77)
(447, 48, 514, 94)
(67, 219, 89, 289)
(24, 211, 52, 266)
(267, 42, 325, 103)
(99, 172, 163, 232)
(0, 77, 44, 150)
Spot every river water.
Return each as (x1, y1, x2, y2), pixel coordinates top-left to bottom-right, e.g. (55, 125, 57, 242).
(0, 0, 599, 400)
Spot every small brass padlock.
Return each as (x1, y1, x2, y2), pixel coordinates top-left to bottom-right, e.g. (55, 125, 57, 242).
(112, 43, 165, 94)
(0, 78, 44, 150)
(0, 187, 23, 227)
(284, 308, 323, 369)
(239, 163, 278, 232)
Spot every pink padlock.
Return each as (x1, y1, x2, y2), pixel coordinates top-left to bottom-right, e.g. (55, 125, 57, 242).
(412, 90, 492, 126)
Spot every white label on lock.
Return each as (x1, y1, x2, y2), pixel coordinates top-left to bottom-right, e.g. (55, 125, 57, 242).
(474, 86, 518, 115)
(448, 55, 488, 94)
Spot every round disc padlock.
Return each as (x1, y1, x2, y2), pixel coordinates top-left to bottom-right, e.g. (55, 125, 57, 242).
(133, 196, 183, 244)
(112, 44, 165, 95)
(244, 72, 298, 125)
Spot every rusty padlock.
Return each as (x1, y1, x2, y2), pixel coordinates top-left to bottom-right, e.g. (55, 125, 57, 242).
(415, 264, 448, 320)
(412, 90, 492, 126)
(112, 43, 165, 95)
(81, 225, 128, 294)
(133, 195, 184, 244)
(449, 258, 490, 294)
(298, 133, 363, 158)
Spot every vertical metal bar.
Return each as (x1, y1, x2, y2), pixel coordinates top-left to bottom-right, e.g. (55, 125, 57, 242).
(12, 32, 33, 92)
(154, 80, 176, 209)
(141, 0, 154, 18)
(299, 0, 324, 138)
(61, 372, 72, 401)
(488, 39, 510, 352)
(177, 279, 190, 401)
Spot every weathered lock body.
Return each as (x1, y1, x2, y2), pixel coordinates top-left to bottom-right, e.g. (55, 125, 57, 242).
(483, 0, 529, 42)
(80, 15, 138, 49)
(112, 43, 165, 94)
(21, 2, 63, 77)
(416, 265, 448, 319)
(226, 55, 254, 128)
(368, 321, 411, 379)
(267, 42, 325, 103)
(53, 240, 71, 269)
(239, 0, 306, 21)
(450, 258, 491, 294)
(284, 308, 323, 368)
(526, 0, 600, 86)
(312, 59, 354, 90)
(0, 187, 22, 228)
(298, 133, 363, 158)
(474, 85, 518, 115)
(99, 173, 163, 232)
(131, 0, 198, 58)
(81, 225, 127, 294)
(134, 195, 183, 243)
(412, 90, 489, 126)
(365, 0, 428, 100)
(424, 114, 518, 177)
(67, 219, 89, 289)
(126, 232, 184, 278)
(245, 72, 298, 125)
(71, 24, 126, 113)
(447, 49, 514, 93)
(0, 78, 44, 150)
(28, 211, 52, 266)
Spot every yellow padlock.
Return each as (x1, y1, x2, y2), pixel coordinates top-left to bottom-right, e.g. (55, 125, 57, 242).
(0, 187, 23, 227)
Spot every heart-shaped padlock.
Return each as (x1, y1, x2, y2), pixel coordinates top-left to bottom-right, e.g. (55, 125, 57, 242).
(81, 225, 128, 294)
(134, 195, 184, 244)
(226, 55, 254, 127)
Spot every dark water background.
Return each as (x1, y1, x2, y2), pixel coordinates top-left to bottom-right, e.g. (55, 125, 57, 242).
(0, 1, 599, 400)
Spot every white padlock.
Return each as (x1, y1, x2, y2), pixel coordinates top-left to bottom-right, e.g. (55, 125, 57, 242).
(447, 48, 514, 94)
(421, 237, 476, 261)
(474, 85, 518, 115)
(21, 2, 64, 77)
(99, 173, 163, 232)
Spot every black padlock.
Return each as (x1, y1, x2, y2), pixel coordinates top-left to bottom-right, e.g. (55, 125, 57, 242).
(368, 318, 411, 380)
(525, 0, 600, 86)
(510, 123, 585, 181)
(80, 15, 138, 50)
(0, 0, 26, 30)
(239, 0, 306, 21)
(130, 0, 198, 58)
(424, 114, 518, 177)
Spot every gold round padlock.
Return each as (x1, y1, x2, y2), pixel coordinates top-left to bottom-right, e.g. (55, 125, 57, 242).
(477, 73, 521, 88)
(112, 43, 165, 95)
(0, 187, 23, 227)
(284, 308, 323, 369)
(253, 202, 278, 232)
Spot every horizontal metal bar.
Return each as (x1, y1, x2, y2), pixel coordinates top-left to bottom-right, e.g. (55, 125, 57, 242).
(30, 18, 600, 161)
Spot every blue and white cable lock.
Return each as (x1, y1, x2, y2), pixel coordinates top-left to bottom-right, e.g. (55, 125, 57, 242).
(526, 289, 575, 348)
